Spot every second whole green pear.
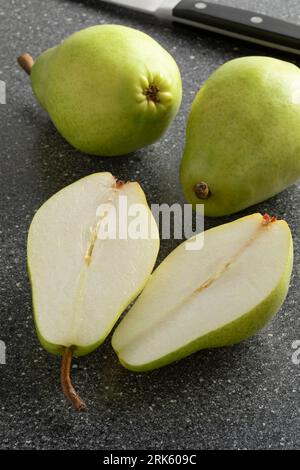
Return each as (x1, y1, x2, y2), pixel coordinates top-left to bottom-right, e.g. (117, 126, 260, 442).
(180, 56, 300, 216)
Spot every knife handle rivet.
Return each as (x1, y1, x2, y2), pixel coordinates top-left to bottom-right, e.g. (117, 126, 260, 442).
(195, 2, 207, 10)
(250, 16, 263, 24)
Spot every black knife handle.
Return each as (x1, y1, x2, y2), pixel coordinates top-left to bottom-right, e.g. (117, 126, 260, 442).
(173, 0, 300, 52)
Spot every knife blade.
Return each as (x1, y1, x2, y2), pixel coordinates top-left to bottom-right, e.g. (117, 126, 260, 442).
(103, 0, 300, 55)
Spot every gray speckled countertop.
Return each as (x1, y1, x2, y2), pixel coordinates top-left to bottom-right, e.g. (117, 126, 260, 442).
(0, 0, 299, 450)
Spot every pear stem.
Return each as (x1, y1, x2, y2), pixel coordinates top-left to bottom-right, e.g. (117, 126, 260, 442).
(17, 53, 34, 75)
(60, 347, 87, 412)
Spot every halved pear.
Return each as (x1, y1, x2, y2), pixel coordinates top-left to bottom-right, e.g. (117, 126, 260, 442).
(112, 214, 293, 372)
(27, 172, 159, 409)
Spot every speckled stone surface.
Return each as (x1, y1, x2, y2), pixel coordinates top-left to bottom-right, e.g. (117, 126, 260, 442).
(0, 0, 299, 450)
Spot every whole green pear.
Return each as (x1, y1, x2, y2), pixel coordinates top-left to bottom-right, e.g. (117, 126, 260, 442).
(21, 25, 182, 156)
(180, 56, 300, 216)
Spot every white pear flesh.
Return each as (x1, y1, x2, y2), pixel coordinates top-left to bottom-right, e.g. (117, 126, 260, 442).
(28, 172, 159, 357)
(112, 214, 293, 371)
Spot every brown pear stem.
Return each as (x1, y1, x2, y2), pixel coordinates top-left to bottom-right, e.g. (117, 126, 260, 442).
(61, 347, 87, 412)
(17, 53, 34, 75)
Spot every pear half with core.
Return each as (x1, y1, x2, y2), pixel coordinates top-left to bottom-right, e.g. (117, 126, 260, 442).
(18, 25, 182, 156)
(180, 57, 300, 216)
(28, 173, 159, 409)
(112, 214, 293, 371)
